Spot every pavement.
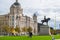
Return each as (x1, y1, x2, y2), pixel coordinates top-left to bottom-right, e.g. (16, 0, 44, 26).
(55, 39, 60, 40)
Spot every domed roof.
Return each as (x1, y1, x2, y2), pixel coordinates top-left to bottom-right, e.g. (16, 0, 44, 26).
(34, 14, 36, 16)
(11, 0, 20, 8)
(33, 12, 37, 16)
(13, 1, 20, 6)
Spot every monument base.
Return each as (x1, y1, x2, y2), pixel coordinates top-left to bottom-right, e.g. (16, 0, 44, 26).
(38, 25, 51, 35)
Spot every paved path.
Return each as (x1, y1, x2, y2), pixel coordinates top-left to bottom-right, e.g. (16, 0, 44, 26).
(55, 39, 60, 40)
(0, 36, 3, 37)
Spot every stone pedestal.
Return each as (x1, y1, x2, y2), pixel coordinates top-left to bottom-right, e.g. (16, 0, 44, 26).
(39, 25, 50, 35)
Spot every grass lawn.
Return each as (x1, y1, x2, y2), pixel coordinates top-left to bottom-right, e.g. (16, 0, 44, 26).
(0, 35, 60, 40)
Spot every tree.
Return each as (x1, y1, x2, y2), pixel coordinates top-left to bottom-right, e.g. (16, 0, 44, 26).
(22, 27, 27, 35)
(3, 25, 10, 35)
(34, 28, 36, 33)
(15, 26, 20, 33)
(22, 27, 27, 32)
(50, 27, 56, 35)
(27, 27, 32, 32)
(0, 20, 4, 32)
(10, 27, 15, 33)
(10, 27, 16, 35)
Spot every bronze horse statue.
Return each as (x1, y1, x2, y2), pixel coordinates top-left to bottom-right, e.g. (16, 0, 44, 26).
(41, 16, 50, 25)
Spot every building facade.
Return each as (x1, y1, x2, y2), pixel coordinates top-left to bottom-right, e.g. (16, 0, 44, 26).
(0, 0, 38, 35)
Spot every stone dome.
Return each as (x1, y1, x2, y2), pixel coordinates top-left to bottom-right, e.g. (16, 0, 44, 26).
(13, 2, 20, 6)
(11, 0, 21, 8)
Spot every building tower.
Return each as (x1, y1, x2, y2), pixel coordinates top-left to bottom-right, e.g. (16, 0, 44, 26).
(9, 0, 23, 28)
(33, 13, 38, 35)
(10, 0, 23, 15)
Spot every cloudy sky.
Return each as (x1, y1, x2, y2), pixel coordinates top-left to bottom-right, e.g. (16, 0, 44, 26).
(0, 0, 60, 29)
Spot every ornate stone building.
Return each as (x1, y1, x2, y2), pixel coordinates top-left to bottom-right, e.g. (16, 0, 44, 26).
(0, 0, 38, 35)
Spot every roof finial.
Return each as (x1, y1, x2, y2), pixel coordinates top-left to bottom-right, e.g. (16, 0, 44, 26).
(16, 0, 18, 2)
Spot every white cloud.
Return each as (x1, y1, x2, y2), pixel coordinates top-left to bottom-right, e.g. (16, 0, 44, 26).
(0, 0, 60, 29)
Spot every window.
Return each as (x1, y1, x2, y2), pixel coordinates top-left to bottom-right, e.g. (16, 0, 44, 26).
(12, 16, 14, 21)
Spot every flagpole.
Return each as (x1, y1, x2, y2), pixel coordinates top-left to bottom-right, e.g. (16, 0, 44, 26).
(52, 15, 56, 40)
(54, 15, 56, 34)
